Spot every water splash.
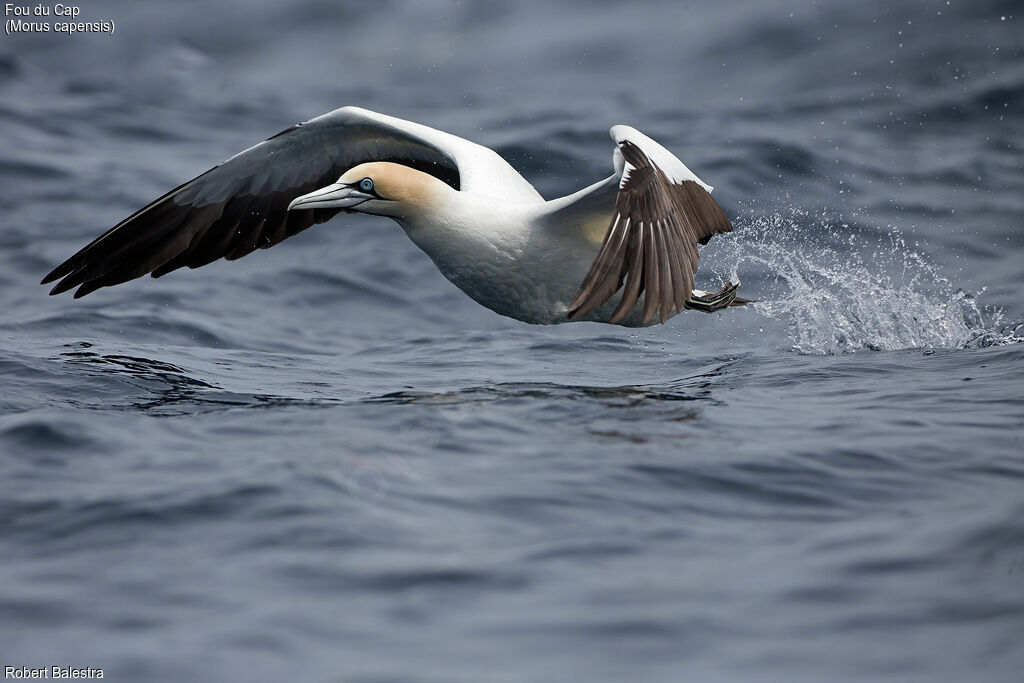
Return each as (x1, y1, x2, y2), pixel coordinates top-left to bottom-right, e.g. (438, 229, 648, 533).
(709, 209, 1023, 355)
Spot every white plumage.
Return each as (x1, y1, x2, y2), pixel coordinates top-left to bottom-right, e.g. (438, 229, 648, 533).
(43, 107, 748, 326)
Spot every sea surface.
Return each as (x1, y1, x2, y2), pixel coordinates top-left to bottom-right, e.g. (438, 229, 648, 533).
(1, 1, 1022, 681)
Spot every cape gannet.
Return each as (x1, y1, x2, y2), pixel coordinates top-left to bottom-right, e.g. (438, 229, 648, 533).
(42, 106, 750, 326)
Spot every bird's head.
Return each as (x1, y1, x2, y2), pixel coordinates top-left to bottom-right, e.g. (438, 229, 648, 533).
(287, 162, 446, 219)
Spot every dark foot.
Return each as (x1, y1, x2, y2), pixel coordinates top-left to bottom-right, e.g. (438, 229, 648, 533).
(684, 282, 751, 313)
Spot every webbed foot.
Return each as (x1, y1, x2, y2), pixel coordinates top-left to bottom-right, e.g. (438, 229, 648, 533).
(684, 282, 754, 313)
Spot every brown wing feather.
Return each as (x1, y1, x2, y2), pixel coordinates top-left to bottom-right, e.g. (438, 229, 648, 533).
(567, 139, 732, 324)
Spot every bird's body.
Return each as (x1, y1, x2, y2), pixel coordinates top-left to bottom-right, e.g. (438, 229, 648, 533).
(376, 168, 605, 324)
(43, 107, 749, 326)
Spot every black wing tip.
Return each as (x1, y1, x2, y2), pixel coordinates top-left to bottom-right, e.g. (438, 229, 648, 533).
(47, 277, 77, 296)
(41, 262, 73, 286)
(44, 262, 105, 297)
(73, 283, 100, 299)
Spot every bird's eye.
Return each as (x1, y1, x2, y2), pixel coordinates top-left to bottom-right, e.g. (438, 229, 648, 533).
(359, 178, 374, 193)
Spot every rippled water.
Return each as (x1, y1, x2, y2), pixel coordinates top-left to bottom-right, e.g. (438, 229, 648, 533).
(2, 1, 1022, 681)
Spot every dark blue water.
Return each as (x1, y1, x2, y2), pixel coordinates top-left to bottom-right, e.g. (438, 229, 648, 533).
(2, 1, 1023, 681)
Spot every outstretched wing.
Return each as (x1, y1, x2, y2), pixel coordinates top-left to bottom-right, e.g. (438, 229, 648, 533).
(42, 107, 467, 298)
(567, 126, 732, 324)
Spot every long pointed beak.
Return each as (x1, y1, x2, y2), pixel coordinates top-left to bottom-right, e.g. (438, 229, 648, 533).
(288, 183, 373, 211)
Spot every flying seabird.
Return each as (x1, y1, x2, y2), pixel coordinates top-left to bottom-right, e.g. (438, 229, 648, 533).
(42, 107, 749, 326)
